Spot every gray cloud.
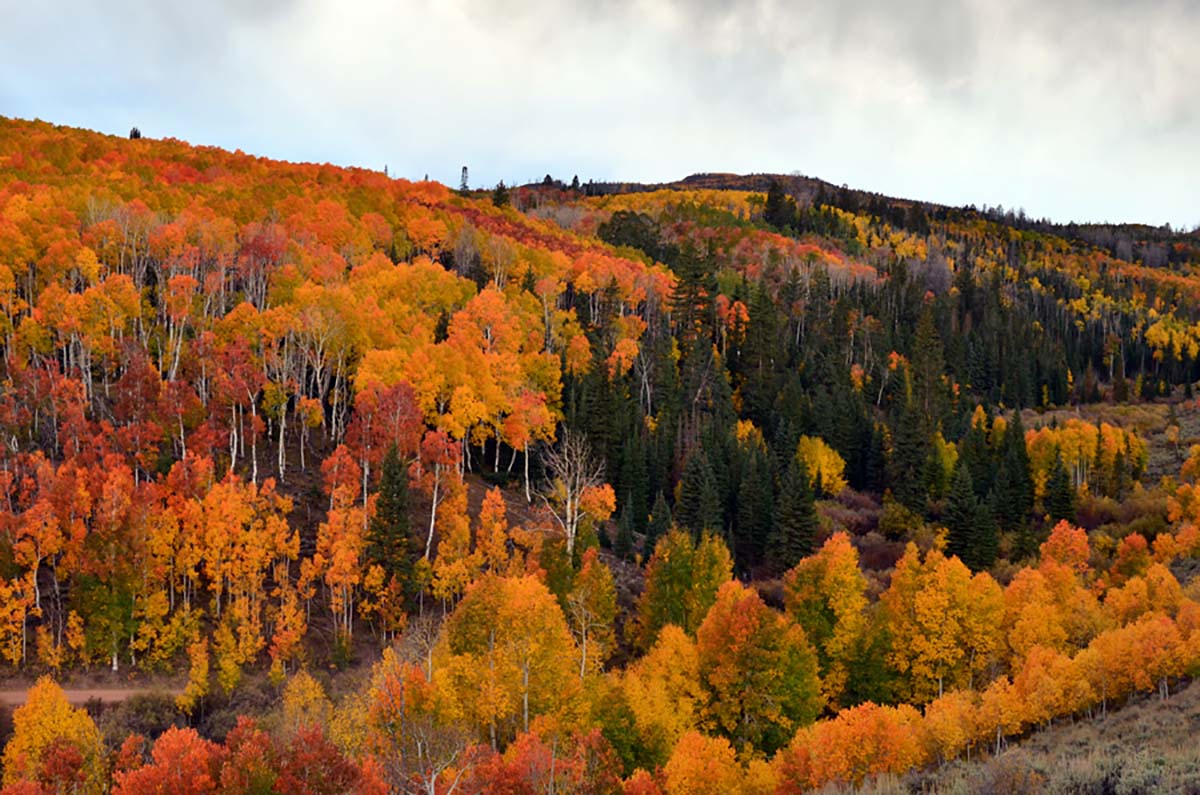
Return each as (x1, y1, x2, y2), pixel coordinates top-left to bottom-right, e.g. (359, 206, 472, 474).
(0, 0, 1196, 227)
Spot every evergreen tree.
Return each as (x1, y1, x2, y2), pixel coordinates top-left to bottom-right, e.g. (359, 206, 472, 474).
(763, 179, 797, 230)
(737, 280, 783, 427)
(618, 434, 649, 532)
(911, 307, 948, 431)
(366, 444, 416, 592)
(614, 501, 635, 561)
(670, 241, 718, 344)
(972, 493, 1000, 571)
(888, 394, 931, 514)
(491, 180, 510, 207)
(644, 490, 672, 559)
(959, 408, 994, 499)
(772, 457, 818, 570)
(944, 461, 977, 566)
(734, 447, 775, 566)
(1111, 447, 1128, 500)
(1047, 453, 1076, 523)
(994, 410, 1034, 529)
(864, 422, 887, 493)
(944, 460, 998, 571)
(677, 448, 722, 538)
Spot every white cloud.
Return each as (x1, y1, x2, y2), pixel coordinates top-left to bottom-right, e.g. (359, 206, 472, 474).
(1, 0, 1196, 226)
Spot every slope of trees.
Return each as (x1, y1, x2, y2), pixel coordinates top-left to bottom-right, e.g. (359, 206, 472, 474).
(2, 118, 1200, 793)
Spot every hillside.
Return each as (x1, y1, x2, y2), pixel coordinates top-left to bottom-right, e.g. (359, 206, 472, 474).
(3, 117, 1200, 794)
(843, 678, 1200, 794)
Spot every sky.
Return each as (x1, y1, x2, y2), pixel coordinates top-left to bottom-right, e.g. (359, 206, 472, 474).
(1, 0, 1197, 228)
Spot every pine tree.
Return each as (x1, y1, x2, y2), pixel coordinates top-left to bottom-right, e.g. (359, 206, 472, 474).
(888, 394, 931, 514)
(973, 494, 999, 570)
(614, 501, 635, 561)
(944, 461, 977, 567)
(763, 180, 797, 230)
(772, 457, 818, 570)
(864, 422, 887, 493)
(618, 434, 649, 532)
(491, 180, 510, 208)
(735, 448, 775, 566)
(644, 490, 672, 559)
(670, 242, 717, 344)
(994, 410, 1034, 529)
(677, 448, 722, 539)
(911, 307, 947, 431)
(1112, 447, 1128, 500)
(366, 444, 416, 591)
(959, 408, 994, 499)
(1047, 453, 1076, 523)
(738, 281, 782, 427)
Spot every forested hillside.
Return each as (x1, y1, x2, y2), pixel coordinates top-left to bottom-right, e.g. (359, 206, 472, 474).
(3, 117, 1200, 794)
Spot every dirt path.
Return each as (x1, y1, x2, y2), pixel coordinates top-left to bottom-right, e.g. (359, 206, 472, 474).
(0, 687, 180, 707)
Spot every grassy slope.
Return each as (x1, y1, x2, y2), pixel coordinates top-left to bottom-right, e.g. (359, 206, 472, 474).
(823, 679, 1200, 795)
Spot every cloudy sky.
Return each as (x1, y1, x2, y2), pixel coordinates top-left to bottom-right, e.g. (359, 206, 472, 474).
(2, 0, 1197, 227)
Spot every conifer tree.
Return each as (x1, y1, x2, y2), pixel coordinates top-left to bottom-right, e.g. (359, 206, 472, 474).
(618, 434, 649, 532)
(889, 394, 931, 514)
(973, 493, 999, 570)
(911, 307, 948, 430)
(366, 444, 416, 591)
(1047, 453, 1076, 523)
(491, 180, 510, 207)
(944, 461, 977, 567)
(959, 407, 994, 499)
(677, 449, 722, 539)
(763, 179, 797, 230)
(615, 501, 635, 561)
(644, 490, 672, 559)
(735, 447, 775, 565)
(773, 457, 818, 570)
(994, 410, 1033, 529)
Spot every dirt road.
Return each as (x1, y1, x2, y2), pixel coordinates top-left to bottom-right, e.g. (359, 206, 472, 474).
(0, 688, 180, 707)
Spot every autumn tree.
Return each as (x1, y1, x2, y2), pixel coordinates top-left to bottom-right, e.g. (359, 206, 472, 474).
(775, 702, 925, 792)
(621, 625, 705, 767)
(633, 530, 733, 651)
(783, 532, 869, 708)
(435, 575, 579, 744)
(661, 732, 742, 795)
(567, 548, 618, 678)
(541, 429, 609, 558)
(696, 581, 822, 754)
(2, 678, 105, 795)
(112, 727, 225, 795)
(881, 544, 1003, 702)
(359, 648, 478, 793)
(281, 669, 334, 738)
(796, 435, 847, 496)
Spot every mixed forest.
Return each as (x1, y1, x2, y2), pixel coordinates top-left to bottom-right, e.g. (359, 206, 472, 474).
(2, 117, 1200, 794)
